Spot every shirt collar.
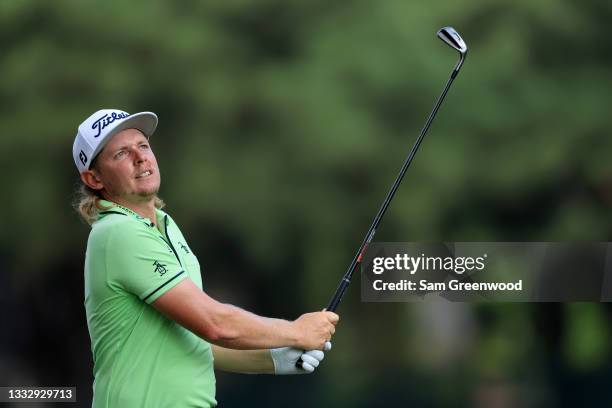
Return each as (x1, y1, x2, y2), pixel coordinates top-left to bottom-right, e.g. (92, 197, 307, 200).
(98, 199, 167, 227)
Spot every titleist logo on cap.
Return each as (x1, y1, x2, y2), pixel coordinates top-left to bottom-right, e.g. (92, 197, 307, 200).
(92, 111, 129, 138)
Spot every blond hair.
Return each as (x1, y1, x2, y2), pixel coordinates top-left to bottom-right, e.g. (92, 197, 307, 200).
(73, 183, 165, 226)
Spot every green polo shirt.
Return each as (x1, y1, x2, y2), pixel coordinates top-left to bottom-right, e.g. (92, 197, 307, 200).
(84, 200, 216, 407)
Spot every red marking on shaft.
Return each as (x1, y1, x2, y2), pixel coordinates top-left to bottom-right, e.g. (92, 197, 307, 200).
(357, 243, 369, 263)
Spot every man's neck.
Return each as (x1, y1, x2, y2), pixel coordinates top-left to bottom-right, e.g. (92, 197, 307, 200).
(104, 195, 157, 225)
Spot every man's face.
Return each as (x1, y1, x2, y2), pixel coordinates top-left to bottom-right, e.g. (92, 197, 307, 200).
(85, 128, 161, 203)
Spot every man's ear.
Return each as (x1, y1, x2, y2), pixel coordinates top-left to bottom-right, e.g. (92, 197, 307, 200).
(80, 169, 104, 191)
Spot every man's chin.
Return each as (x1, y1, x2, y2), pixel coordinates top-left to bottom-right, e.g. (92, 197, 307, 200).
(132, 184, 160, 199)
(136, 189, 159, 199)
(136, 179, 160, 198)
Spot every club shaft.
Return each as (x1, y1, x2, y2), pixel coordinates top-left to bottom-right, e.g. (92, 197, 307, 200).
(327, 55, 465, 312)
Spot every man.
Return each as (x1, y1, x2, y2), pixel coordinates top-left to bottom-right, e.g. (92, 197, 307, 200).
(73, 109, 339, 407)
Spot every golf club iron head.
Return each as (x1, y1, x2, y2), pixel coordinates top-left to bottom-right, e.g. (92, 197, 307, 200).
(437, 27, 468, 54)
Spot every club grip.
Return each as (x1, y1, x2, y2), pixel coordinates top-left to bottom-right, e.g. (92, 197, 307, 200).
(327, 278, 350, 312)
(296, 277, 351, 368)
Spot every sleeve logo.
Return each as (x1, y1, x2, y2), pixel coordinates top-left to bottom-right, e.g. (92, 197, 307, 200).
(153, 260, 168, 276)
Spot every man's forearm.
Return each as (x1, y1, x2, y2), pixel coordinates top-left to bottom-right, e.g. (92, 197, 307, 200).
(152, 279, 336, 351)
(207, 304, 300, 350)
(211, 345, 274, 374)
(153, 280, 300, 349)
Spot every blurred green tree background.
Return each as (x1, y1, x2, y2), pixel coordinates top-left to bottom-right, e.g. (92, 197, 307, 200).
(1, 0, 612, 406)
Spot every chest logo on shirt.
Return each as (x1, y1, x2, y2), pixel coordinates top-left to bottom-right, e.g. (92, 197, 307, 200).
(153, 260, 168, 276)
(178, 242, 190, 254)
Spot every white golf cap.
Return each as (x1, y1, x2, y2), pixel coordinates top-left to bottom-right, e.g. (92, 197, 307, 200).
(72, 109, 158, 173)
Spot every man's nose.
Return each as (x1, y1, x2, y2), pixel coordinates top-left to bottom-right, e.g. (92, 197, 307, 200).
(134, 148, 147, 163)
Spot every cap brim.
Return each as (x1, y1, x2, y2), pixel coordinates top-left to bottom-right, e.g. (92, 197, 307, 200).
(89, 111, 158, 165)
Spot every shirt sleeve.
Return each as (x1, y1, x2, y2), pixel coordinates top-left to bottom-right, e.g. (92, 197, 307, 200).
(105, 221, 188, 303)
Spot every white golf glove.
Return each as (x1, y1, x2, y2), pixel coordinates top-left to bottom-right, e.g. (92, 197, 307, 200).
(270, 341, 332, 375)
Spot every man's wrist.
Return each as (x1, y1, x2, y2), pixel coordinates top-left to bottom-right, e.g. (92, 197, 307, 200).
(268, 349, 278, 374)
(260, 349, 275, 374)
(284, 320, 301, 349)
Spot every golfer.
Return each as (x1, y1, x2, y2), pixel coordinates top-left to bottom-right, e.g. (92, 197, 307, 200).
(73, 109, 339, 407)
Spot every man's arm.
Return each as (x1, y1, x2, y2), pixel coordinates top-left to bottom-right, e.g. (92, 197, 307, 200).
(152, 278, 338, 350)
(211, 343, 331, 375)
(211, 345, 274, 374)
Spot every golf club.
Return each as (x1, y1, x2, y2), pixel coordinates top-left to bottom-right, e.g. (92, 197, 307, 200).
(297, 26, 467, 368)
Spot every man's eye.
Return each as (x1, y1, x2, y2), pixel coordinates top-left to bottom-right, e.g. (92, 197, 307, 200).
(115, 151, 126, 159)
(139, 144, 149, 150)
